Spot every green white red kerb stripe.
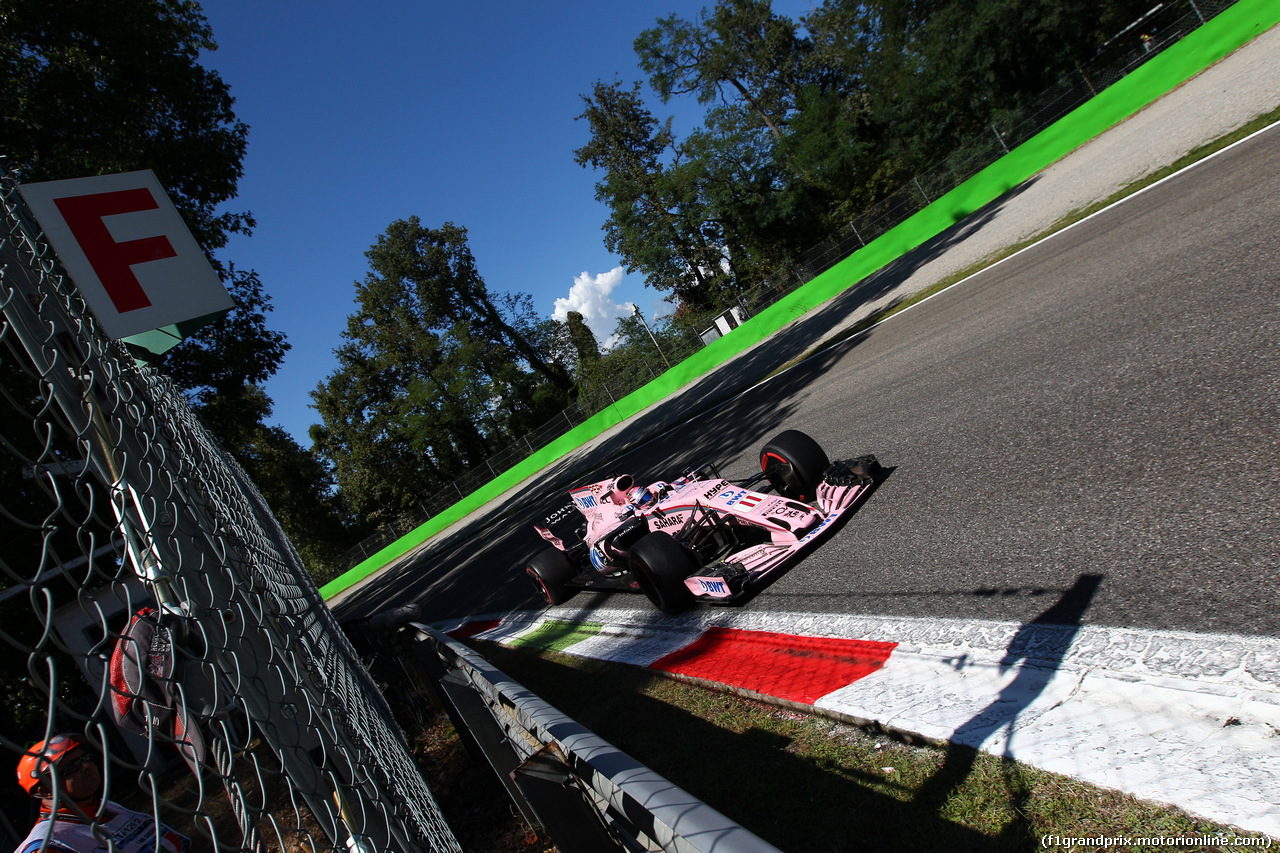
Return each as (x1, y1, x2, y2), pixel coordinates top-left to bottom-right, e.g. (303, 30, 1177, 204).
(436, 607, 1280, 839)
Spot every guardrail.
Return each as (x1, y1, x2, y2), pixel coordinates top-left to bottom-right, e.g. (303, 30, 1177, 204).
(403, 624, 783, 853)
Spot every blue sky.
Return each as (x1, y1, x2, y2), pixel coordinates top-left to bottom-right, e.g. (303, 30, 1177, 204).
(198, 1, 813, 446)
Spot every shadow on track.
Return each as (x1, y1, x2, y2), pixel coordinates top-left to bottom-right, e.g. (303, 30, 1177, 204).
(331, 177, 1042, 628)
(912, 572, 1104, 848)
(477, 640, 1015, 852)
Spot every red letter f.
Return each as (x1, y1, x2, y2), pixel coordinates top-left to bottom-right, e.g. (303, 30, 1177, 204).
(53, 188, 178, 313)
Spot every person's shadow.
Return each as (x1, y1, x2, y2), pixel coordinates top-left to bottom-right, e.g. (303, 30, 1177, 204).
(914, 573, 1104, 844)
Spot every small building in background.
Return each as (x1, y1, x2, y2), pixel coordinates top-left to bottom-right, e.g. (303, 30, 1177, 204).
(699, 305, 749, 345)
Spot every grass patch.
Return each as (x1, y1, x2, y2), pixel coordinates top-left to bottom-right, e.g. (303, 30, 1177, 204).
(467, 640, 1271, 852)
(769, 104, 1280, 379)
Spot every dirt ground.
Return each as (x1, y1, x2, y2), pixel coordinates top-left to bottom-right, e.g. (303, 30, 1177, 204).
(408, 708, 557, 853)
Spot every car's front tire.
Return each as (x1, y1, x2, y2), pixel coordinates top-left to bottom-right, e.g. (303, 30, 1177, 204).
(628, 532, 694, 615)
(526, 547, 578, 606)
(760, 429, 830, 501)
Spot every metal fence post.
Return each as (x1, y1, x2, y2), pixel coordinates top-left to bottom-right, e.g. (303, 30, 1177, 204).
(913, 177, 930, 204)
(991, 125, 1010, 154)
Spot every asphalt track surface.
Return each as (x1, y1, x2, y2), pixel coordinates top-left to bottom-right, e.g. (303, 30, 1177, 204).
(332, 119, 1280, 637)
(333, 120, 1280, 641)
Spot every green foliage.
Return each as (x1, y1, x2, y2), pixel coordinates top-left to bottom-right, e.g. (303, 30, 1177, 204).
(312, 219, 574, 524)
(563, 311, 601, 370)
(0, 1, 290, 421)
(579, 0, 1171, 313)
(573, 310, 704, 414)
(574, 81, 732, 313)
(636, 0, 809, 140)
(0, 0, 350, 579)
(158, 267, 290, 408)
(0, 0, 252, 249)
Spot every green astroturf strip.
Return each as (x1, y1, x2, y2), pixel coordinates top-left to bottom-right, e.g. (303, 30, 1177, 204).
(507, 620, 603, 652)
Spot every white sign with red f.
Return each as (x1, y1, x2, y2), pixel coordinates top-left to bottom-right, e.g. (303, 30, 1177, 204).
(18, 170, 233, 340)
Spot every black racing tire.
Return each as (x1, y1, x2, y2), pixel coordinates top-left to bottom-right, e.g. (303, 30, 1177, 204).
(760, 429, 830, 501)
(525, 548, 578, 606)
(628, 532, 695, 615)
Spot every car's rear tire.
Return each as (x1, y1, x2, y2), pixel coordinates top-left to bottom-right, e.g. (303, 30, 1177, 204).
(760, 429, 829, 501)
(526, 548, 578, 606)
(628, 532, 694, 615)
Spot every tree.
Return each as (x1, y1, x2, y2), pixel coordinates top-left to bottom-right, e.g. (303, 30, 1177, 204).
(313, 220, 573, 524)
(0, 0, 251, 250)
(846, 0, 1163, 174)
(564, 311, 601, 367)
(365, 218, 572, 394)
(624, 1, 832, 296)
(160, 267, 290, 415)
(311, 348, 446, 528)
(0, 0, 350, 578)
(575, 80, 730, 312)
(635, 0, 809, 142)
(787, 2, 898, 223)
(0, 1, 300, 424)
(0, 0, 296, 426)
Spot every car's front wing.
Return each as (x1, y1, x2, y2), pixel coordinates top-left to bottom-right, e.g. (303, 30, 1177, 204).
(682, 457, 881, 601)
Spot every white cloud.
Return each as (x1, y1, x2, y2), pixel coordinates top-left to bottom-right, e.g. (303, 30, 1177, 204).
(552, 267, 632, 348)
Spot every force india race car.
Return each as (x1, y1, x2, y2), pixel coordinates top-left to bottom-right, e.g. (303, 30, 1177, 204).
(523, 429, 883, 614)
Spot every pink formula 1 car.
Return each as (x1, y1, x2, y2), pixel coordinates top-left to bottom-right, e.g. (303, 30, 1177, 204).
(523, 429, 883, 614)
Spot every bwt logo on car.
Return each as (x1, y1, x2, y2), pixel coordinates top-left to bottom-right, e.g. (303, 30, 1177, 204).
(697, 578, 729, 595)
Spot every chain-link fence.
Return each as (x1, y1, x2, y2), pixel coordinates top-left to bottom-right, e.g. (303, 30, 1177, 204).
(0, 174, 461, 852)
(337, 0, 1238, 572)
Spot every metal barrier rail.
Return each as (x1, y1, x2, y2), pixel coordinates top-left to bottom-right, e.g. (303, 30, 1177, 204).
(407, 625, 783, 853)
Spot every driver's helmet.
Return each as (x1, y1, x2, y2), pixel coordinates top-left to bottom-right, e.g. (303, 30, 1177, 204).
(626, 485, 656, 508)
(17, 734, 85, 798)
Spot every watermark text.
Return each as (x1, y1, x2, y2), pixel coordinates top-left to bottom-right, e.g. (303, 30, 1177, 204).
(1042, 835, 1273, 850)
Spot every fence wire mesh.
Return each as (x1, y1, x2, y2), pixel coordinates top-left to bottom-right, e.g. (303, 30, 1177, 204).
(0, 174, 460, 852)
(337, 0, 1239, 572)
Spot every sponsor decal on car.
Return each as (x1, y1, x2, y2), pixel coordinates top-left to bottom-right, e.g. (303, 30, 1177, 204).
(723, 489, 762, 509)
(653, 514, 684, 530)
(796, 510, 837, 544)
(685, 576, 732, 598)
(542, 504, 577, 526)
